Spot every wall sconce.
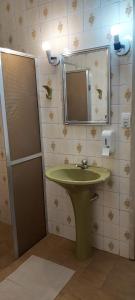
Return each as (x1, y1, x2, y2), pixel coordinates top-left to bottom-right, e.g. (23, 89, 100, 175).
(111, 25, 130, 56)
(42, 41, 60, 66)
(63, 48, 71, 56)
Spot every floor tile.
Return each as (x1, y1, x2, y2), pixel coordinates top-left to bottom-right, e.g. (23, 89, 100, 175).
(102, 259, 135, 300)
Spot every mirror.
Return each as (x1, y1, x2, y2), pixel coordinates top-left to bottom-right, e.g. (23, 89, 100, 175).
(62, 46, 110, 125)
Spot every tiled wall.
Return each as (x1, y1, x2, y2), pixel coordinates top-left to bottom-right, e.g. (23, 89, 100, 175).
(0, 0, 133, 257)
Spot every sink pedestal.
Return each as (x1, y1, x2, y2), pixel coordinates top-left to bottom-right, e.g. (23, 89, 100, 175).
(67, 188, 94, 260)
(46, 164, 110, 261)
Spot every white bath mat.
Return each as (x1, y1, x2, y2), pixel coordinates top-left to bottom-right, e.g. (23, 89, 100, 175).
(0, 255, 75, 300)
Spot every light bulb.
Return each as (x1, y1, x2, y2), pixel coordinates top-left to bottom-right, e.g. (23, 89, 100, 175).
(63, 48, 71, 56)
(111, 24, 121, 36)
(42, 41, 51, 51)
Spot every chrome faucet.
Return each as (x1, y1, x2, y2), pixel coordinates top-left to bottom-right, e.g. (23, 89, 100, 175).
(76, 159, 89, 170)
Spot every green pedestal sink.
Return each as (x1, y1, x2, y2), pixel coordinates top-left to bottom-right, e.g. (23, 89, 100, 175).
(46, 164, 110, 260)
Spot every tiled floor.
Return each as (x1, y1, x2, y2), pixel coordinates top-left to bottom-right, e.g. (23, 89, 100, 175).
(0, 222, 15, 270)
(0, 234, 135, 299)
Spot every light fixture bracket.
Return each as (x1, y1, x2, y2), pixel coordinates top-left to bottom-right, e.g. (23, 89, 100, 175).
(114, 38, 130, 56)
(46, 50, 60, 66)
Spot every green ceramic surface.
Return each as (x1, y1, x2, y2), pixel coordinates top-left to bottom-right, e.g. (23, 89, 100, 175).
(45, 164, 110, 260)
(46, 164, 110, 186)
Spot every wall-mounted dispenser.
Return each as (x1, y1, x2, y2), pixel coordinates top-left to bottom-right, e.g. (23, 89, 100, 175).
(102, 130, 115, 156)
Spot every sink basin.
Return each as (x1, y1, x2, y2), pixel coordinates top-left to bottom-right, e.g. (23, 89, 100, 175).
(46, 164, 110, 260)
(46, 165, 110, 187)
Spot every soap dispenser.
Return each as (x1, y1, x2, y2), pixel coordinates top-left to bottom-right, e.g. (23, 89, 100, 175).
(102, 130, 115, 156)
